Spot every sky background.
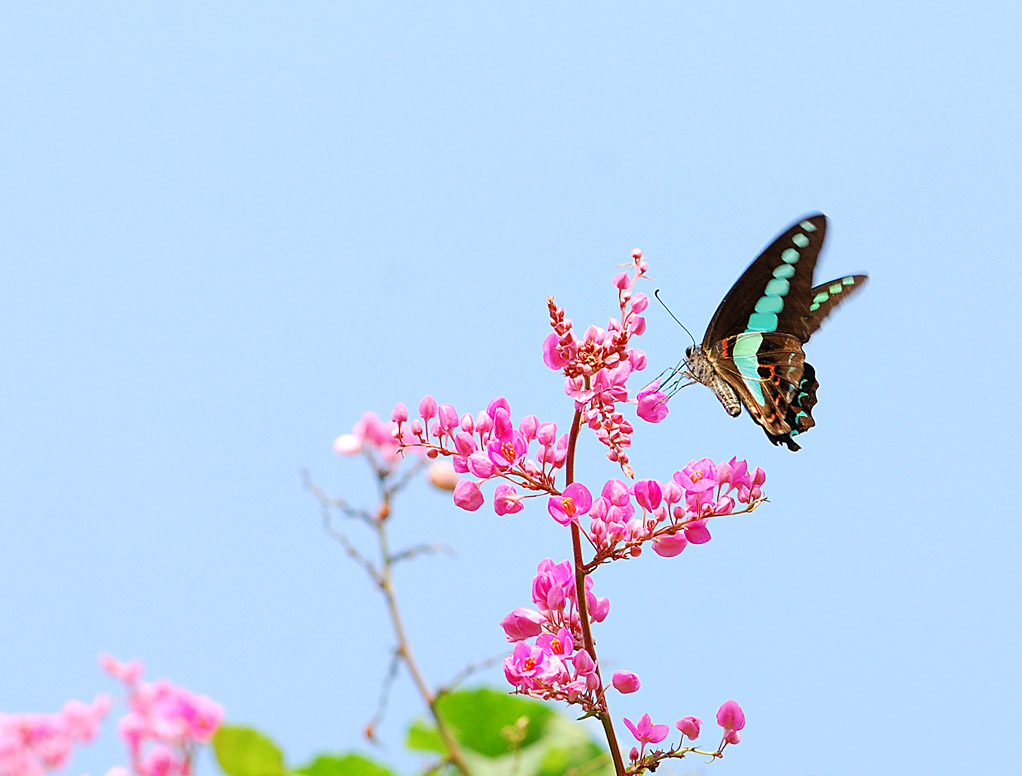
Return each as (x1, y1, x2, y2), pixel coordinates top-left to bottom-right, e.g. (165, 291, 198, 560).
(3, 3, 1020, 775)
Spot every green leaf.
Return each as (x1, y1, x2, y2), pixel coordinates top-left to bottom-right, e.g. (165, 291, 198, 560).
(405, 719, 446, 755)
(406, 688, 556, 759)
(213, 726, 287, 776)
(293, 753, 397, 776)
(530, 715, 615, 776)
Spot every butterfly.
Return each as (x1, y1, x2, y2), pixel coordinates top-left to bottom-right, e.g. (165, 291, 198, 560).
(665, 214, 867, 451)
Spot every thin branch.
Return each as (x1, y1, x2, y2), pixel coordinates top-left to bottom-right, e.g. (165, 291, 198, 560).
(390, 542, 456, 566)
(437, 654, 505, 696)
(364, 648, 402, 744)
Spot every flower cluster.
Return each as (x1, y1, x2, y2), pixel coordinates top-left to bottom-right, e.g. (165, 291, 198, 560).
(621, 700, 746, 765)
(392, 396, 567, 513)
(101, 655, 223, 776)
(0, 694, 110, 776)
(379, 247, 765, 771)
(543, 250, 655, 475)
(334, 411, 421, 472)
(547, 457, 765, 564)
(501, 559, 610, 709)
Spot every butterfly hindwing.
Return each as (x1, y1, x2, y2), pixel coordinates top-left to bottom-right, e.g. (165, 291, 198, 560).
(702, 214, 828, 347)
(708, 333, 818, 451)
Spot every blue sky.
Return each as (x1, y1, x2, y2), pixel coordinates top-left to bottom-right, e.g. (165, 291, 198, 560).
(3, 3, 1019, 775)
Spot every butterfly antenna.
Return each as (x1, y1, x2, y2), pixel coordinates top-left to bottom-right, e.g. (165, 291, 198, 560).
(654, 289, 697, 347)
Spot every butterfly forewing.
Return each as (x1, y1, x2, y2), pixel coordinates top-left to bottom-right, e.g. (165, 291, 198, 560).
(703, 214, 828, 347)
(804, 274, 869, 337)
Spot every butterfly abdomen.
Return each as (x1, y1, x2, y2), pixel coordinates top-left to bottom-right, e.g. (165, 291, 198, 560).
(685, 346, 742, 417)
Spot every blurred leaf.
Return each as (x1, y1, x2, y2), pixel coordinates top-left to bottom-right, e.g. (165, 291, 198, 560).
(534, 715, 615, 776)
(213, 726, 287, 776)
(406, 719, 446, 755)
(437, 687, 556, 757)
(294, 753, 396, 776)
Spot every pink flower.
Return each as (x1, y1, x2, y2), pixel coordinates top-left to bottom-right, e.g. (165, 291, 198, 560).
(633, 479, 662, 511)
(486, 396, 511, 419)
(675, 715, 702, 740)
(453, 432, 477, 457)
(531, 559, 574, 612)
(622, 713, 669, 746)
(611, 671, 640, 694)
(452, 480, 484, 511)
(486, 427, 527, 470)
(466, 451, 496, 478)
(138, 743, 183, 776)
(587, 591, 611, 622)
(500, 608, 546, 642)
(536, 422, 557, 446)
(493, 483, 524, 516)
(652, 533, 688, 557)
(418, 395, 437, 421)
(683, 520, 712, 544)
(636, 388, 669, 423)
(716, 699, 745, 746)
(674, 459, 717, 495)
(572, 649, 596, 678)
(182, 694, 223, 742)
(503, 642, 562, 692)
(739, 467, 766, 503)
(536, 628, 574, 660)
(390, 402, 408, 423)
(548, 483, 593, 526)
(519, 415, 539, 439)
(100, 654, 144, 684)
(601, 479, 631, 507)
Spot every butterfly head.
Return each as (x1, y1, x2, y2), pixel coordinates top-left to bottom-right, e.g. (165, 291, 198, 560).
(683, 344, 713, 384)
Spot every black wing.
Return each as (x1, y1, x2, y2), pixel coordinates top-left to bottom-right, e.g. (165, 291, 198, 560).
(703, 214, 828, 347)
(804, 274, 869, 337)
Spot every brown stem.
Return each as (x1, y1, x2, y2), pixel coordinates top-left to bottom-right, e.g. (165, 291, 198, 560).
(564, 410, 626, 776)
(375, 495, 474, 776)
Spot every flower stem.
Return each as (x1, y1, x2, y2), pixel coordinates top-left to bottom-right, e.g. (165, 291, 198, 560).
(564, 409, 626, 776)
(375, 491, 474, 776)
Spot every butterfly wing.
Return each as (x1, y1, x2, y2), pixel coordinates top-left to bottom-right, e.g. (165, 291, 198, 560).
(702, 214, 828, 347)
(804, 274, 869, 337)
(707, 333, 819, 451)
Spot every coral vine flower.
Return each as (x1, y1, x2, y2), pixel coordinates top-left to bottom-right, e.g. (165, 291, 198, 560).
(652, 532, 688, 558)
(675, 715, 702, 740)
(486, 427, 527, 470)
(611, 670, 641, 694)
(633, 479, 662, 511)
(503, 642, 562, 691)
(500, 607, 546, 642)
(548, 483, 593, 526)
(493, 483, 525, 515)
(453, 480, 484, 511)
(716, 699, 746, 746)
(636, 386, 669, 423)
(623, 713, 669, 746)
(536, 628, 574, 660)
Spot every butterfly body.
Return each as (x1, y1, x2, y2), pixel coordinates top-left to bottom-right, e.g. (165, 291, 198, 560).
(681, 214, 866, 451)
